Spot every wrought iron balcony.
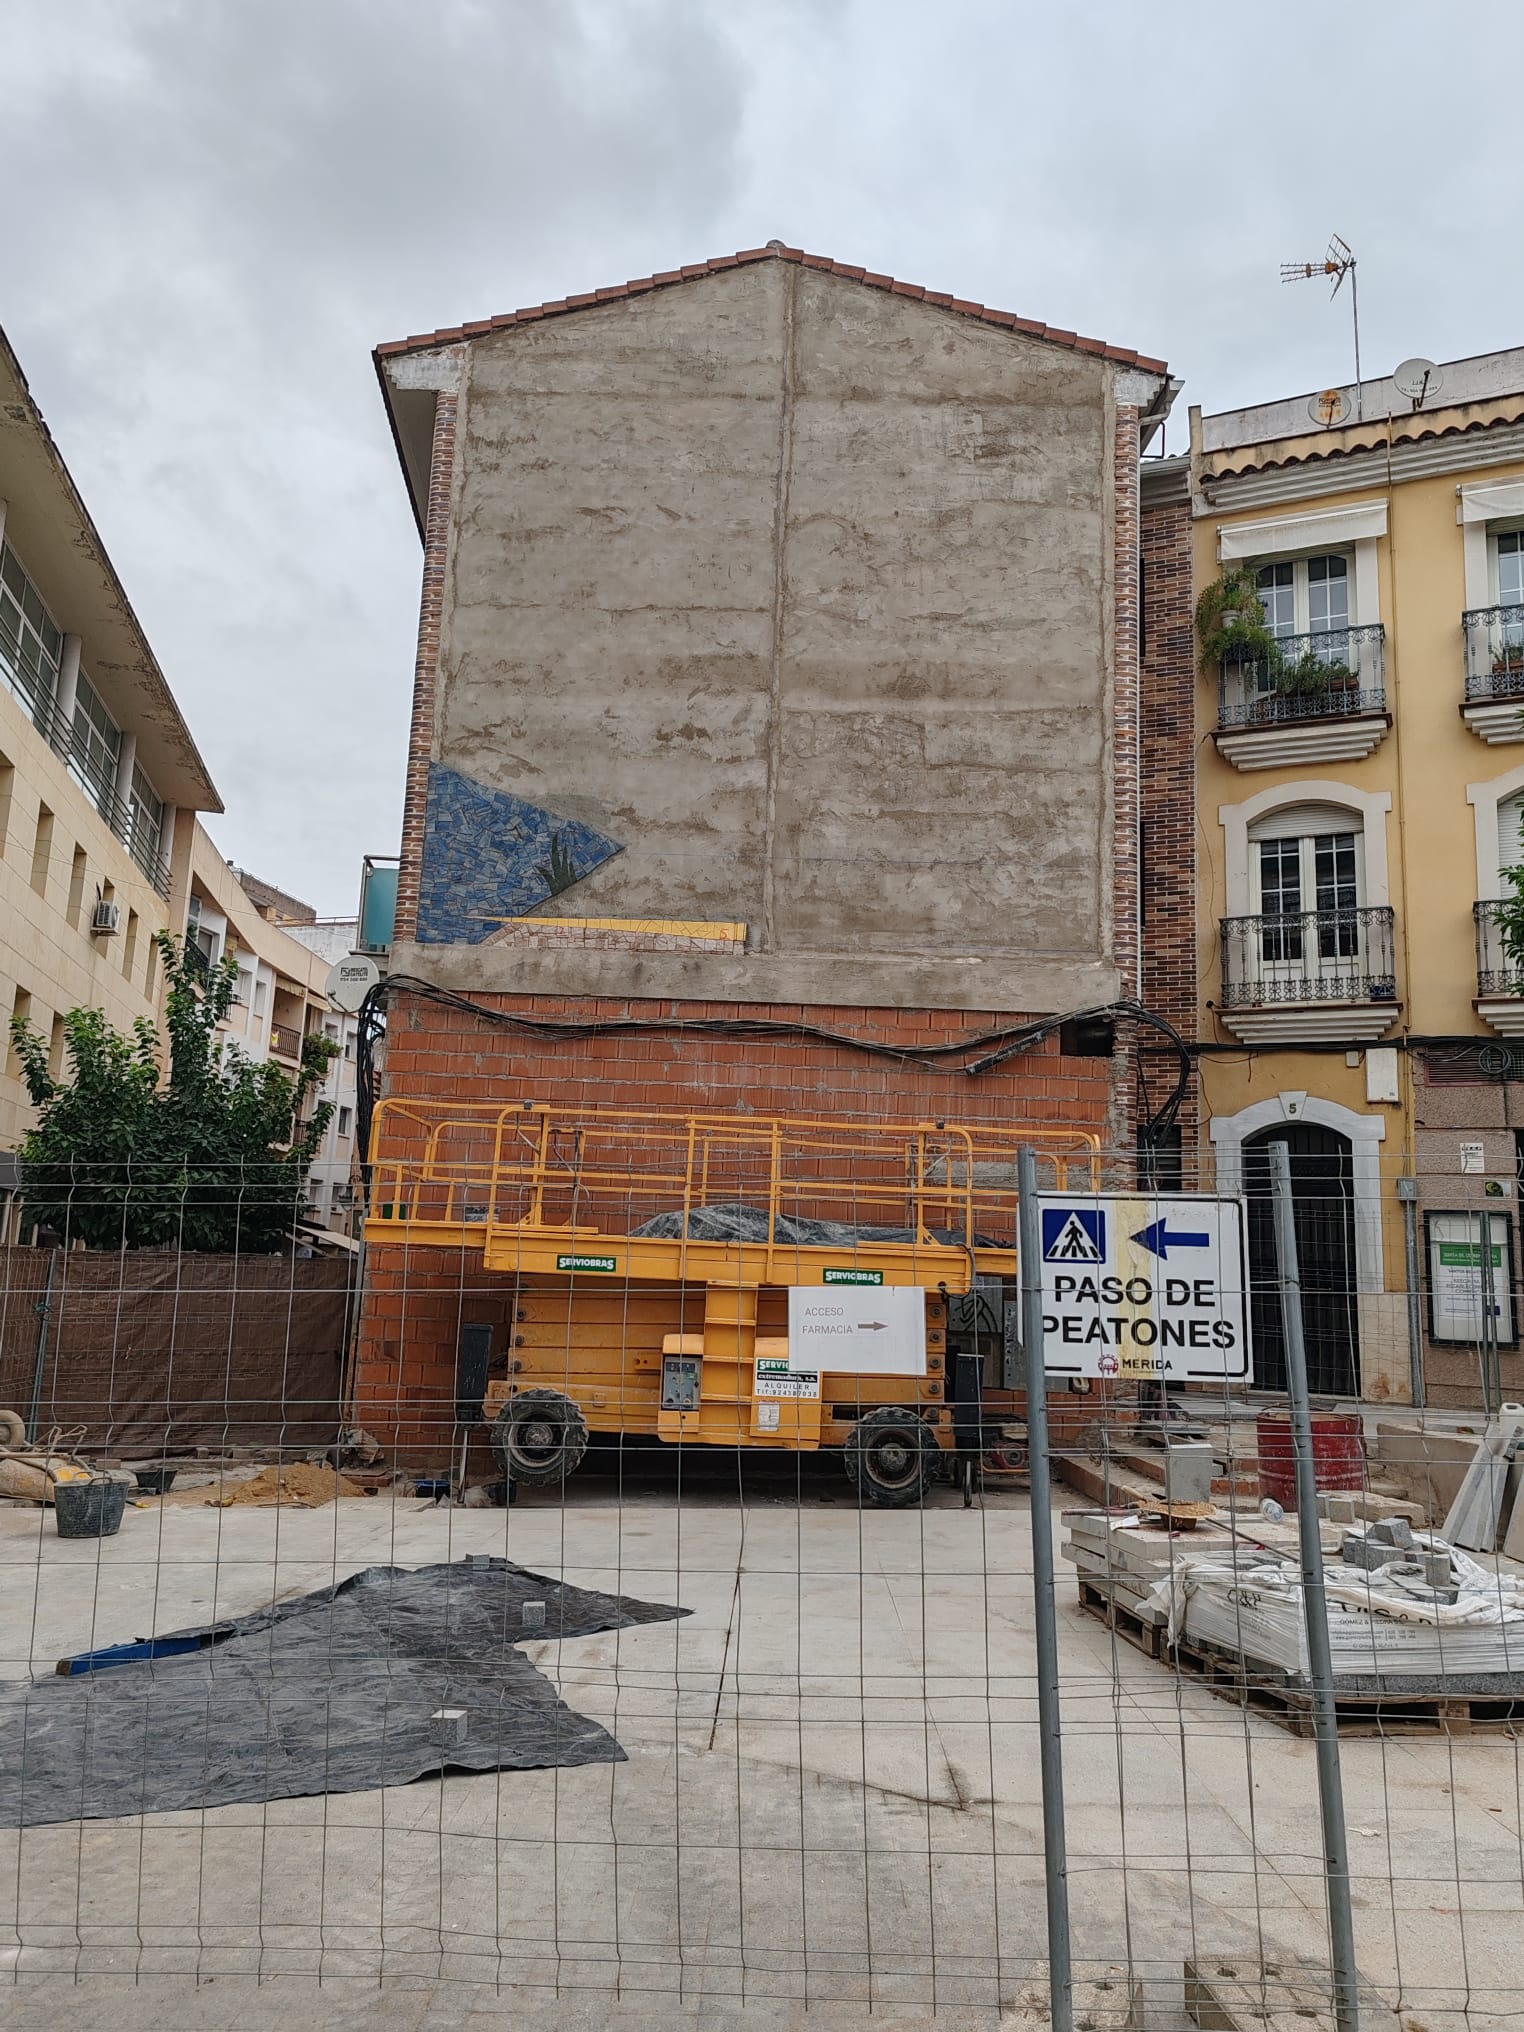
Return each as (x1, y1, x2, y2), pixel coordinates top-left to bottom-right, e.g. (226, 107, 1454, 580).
(269, 1022, 305, 1061)
(1220, 906, 1397, 1009)
(1218, 625, 1386, 729)
(1475, 901, 1524, 997)
(1, 639, 172, 897)
(1464, 606, 1524, 702)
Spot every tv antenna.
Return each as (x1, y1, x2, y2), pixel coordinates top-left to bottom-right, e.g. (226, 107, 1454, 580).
(1281, 234, 1362, 421)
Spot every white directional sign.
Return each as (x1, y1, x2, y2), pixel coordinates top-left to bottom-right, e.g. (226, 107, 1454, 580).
(1034, 1192, 1252, 1383)
(787, 1284, 927, 1376)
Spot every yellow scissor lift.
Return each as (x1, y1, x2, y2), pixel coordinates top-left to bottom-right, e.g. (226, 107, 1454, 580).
(365, 1101, 1097, 1504)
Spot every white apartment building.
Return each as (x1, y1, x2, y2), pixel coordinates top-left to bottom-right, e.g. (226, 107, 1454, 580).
(0, 325, 220, 1161)
(189, 837, 361, 1236)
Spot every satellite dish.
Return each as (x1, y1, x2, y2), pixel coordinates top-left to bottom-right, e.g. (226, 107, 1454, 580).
(325, 952, 382, 1013)
(1393, 357, 1441, 408)
(1308, 387, 1351, 429)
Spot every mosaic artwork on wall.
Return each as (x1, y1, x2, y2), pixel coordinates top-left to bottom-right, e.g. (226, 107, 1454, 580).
(416, 764, 623, 944)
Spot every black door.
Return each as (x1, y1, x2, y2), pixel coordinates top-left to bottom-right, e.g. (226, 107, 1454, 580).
(1241, 1124, 1360, 1397)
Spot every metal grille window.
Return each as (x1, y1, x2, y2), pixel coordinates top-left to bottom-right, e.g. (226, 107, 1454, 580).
(127, 761, 165, 879)
(0, 540, 63, 724)
(70, 672, 122, 819)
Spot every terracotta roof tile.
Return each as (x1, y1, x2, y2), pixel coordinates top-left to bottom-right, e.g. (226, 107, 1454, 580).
(374, 244, 1167, 374)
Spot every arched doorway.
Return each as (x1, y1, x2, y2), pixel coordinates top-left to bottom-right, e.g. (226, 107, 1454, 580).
(1241, 1123, 1360, 1397)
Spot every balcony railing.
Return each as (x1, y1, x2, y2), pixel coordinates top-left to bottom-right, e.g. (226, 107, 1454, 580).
(1464, 606, 1524, 701)
(269, 1023, 305, 1061)
(0, 641, 172, 897)
(1218, 625, 1386, 729)
(1220, 906, 1397, 1007)
(1475, 900, 1524, 996)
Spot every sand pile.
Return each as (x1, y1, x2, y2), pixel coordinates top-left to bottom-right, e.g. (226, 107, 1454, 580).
(211, 1463, 367, 1509)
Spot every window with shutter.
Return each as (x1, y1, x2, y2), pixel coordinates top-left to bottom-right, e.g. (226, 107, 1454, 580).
(1499, 791, 1524, 876)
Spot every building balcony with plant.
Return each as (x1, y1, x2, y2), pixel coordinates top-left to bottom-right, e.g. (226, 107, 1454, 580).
(1461, 605, 1524, 743)
(1200, 565, 1389, 770)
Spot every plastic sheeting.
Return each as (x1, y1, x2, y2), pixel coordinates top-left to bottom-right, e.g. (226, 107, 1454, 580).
(0, 1557, 685, 1828)
(631, 1200, 1001, 1249)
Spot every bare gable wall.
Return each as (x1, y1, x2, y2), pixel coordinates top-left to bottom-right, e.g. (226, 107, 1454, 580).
(402, 261, 1121, 1012)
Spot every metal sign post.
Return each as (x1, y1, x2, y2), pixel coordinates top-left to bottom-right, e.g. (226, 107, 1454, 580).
(1268, 1142, 1359, 2032)
(1018, 1146, 1073, 2032)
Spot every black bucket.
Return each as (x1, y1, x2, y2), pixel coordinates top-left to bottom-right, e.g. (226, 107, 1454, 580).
(54, 1479, 128, 1539)
(129, 1465, 178, 1495)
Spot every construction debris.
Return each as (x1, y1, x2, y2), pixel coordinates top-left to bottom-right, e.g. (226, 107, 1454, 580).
(1065, 1506, 1524, 1682)
(0, 1414, 99, 1506)
(210, 1463, 369, 1508)
(1441, 1407, 1524, 1552)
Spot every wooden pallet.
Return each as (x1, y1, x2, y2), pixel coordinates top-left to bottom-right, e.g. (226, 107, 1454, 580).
(1075, 1576, 1168, 1659)
(1075, 1581, 1524, 1737)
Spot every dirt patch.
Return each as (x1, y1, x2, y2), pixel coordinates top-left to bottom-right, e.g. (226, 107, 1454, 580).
(211, 1463, 368, 1509)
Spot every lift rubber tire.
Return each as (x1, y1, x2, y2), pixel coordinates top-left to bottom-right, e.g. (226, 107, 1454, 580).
(844, 1407, 938, 1508)
(490, 1389, 589, 1487)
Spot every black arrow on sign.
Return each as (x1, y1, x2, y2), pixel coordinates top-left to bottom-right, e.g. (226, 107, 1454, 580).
(857, 1321, 889, 1331)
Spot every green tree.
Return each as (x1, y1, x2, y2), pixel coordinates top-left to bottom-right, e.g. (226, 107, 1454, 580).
(1497, 867, 1524, 986)
(9, 932, 338, 1252)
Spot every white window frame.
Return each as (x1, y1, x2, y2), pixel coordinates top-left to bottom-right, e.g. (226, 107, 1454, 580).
(1467, 757, 1524, 898)
(1460, 483, 1524, 607)
(1253, 552, 1354, 638)
(1220, 779, 1393, 918)
(1218, 504, 1384, 628)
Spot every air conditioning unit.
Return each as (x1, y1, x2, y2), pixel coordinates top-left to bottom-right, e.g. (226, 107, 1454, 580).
(91, 900, 121, 936)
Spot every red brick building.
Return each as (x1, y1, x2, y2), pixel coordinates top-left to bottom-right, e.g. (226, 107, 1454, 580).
(354, 244, 1181, 1461)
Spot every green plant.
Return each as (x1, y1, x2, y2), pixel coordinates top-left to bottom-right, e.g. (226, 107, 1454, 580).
(1195, 566, 1278, 675)
(1277, 648, 1355, 697)
(8, 933, 338, 1252)
(537, 830, 579, 897)
(1496, 867, 1524, 980)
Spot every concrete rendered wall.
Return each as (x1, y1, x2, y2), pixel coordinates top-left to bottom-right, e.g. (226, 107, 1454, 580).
(413, 260, 1120, 1014)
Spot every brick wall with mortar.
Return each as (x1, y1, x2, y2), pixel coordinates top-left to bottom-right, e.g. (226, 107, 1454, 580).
(353, 990, 1114, 1463)
(392, 391, 457, 944)
(1110, 403, 1141, 1154)
(1138, 477, 1199, 1159)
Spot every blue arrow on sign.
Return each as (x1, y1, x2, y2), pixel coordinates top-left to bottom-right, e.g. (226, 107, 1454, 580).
(1132, 1219, 1211, 1261)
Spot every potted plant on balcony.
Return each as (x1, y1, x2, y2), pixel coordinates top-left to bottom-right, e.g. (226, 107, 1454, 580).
(1491, 640, 1524, 687)
(1275, 643, 1357, 710)
(1196, 567, 1278, 675)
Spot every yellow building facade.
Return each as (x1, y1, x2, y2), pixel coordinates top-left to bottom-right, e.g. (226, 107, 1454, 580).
(1187, 351, 1524, 1409)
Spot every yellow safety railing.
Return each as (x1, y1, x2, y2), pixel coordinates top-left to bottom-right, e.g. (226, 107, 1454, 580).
(366, 1099, 1100, 1256)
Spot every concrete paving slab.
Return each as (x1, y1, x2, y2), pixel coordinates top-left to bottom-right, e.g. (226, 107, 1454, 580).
(0, 1484, 1520, 2027)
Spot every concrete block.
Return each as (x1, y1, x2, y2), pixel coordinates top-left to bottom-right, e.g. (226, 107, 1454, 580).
(1340, 1521, 1416, 1569)
(429, 1707, 468, 1747)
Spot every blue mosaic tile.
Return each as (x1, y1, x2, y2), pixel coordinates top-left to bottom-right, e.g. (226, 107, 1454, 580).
(416, 764, 623, 945)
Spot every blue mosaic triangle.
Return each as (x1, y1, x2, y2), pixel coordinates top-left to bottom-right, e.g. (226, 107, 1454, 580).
(416, 765, 623, 945)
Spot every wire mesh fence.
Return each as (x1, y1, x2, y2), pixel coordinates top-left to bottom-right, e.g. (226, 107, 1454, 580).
(0, 1133, 1521, 2027)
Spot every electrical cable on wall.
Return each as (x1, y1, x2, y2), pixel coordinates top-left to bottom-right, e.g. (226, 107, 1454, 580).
(354, 976, 1192, 1179)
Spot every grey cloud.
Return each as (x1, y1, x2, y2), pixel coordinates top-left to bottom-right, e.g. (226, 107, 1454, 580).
(0, 0, 1507, 905)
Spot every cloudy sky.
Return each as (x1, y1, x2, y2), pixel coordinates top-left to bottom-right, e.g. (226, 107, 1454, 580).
(1, 0, 1512, 912)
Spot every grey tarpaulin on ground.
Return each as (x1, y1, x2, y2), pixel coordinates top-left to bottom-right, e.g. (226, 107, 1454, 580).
(0, 1558, 686, 1827)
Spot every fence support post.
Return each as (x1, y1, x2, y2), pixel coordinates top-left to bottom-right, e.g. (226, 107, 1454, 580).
(1268, 1141, 1360, 2032)
(1018, 1145, 1072, 2032)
